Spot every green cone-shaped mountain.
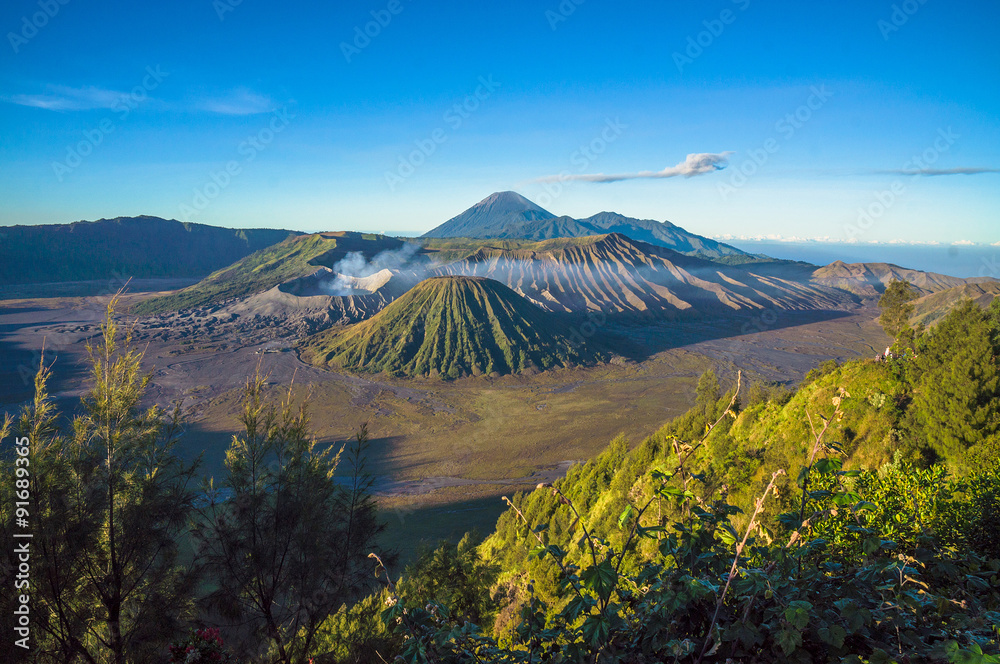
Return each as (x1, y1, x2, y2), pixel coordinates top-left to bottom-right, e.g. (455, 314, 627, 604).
(300, 276, 597, 378)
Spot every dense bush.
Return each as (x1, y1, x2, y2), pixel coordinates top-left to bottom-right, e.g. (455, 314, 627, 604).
(378, 404, 1000, 663)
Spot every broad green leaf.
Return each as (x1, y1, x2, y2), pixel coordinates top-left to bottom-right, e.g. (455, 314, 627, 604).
(618, 504, 634, 530)
(817, 624, 846, 648)
(580, 559, 618, 601)
(776, 627, 802, 655)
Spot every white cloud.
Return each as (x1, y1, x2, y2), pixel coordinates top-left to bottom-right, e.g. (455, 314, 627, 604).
(4, 83, 278, 116)
(4, 85, 132, 111)
(534, 152, 733, 184)
(197, 89, 276, 115)
(873, 167, 1000, 176)
(713, 235, 964, 246)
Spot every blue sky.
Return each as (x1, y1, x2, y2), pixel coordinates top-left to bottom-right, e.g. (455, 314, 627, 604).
(1, 0, 998, 243)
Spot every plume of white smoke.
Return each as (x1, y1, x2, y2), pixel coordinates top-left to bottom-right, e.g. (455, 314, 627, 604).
(323, 242, 422, 296)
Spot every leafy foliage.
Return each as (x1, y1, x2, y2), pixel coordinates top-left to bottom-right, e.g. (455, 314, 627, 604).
(397, 533, 501, 628)
(369, 313, 1000, 662)
(0, 299, 389, 664)
(878, 279, 918, 344)
(308, 590, 401, 664)
(168, 627, 234, 664)
(0, 296, 201, 663)
(909, 299, 1000, 468)
(193, 378, 387, 664)
(377, 376, 1000, 663)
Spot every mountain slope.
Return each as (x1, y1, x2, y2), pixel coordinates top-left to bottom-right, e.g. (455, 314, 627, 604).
(435, 233, 856, 316)
(0, 216, 297, 286)
(422, 192, 746, 258)
(910, 282, 1000, 327)
(300, 276, 598, 378)
(134, 232, 413, 314)
(507, 211, 745, 258)
(810, 260, 972, 298)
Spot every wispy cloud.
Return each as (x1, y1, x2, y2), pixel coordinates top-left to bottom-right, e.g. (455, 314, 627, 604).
(4, 85, 133, 111)
(4, 83, 279, 116)
(534, 152, 733, 183)
(712, 233, 973, 246)
(196, 89, 276, 115)
(871, 167, 1000, 177)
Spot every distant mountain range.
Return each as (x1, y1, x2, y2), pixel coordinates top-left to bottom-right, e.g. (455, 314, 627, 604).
(137, 227, 996, 326)
(422, 191, 747, 259)
(6, 201, 999, 379)
(0, 217, 298, 286)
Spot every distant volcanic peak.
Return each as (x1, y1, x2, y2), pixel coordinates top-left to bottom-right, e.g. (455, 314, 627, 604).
(422, 191, 556, 239)
(300, 274, 596, 378)
(475, 191, 555, 219)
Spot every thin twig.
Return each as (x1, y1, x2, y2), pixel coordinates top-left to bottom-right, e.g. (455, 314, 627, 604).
(696, 469, 785, 664)
(502, 495, 588, 602)
(615, 371, 743, 576)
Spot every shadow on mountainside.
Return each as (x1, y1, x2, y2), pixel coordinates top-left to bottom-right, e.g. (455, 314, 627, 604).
(565, 308, 858, 365)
